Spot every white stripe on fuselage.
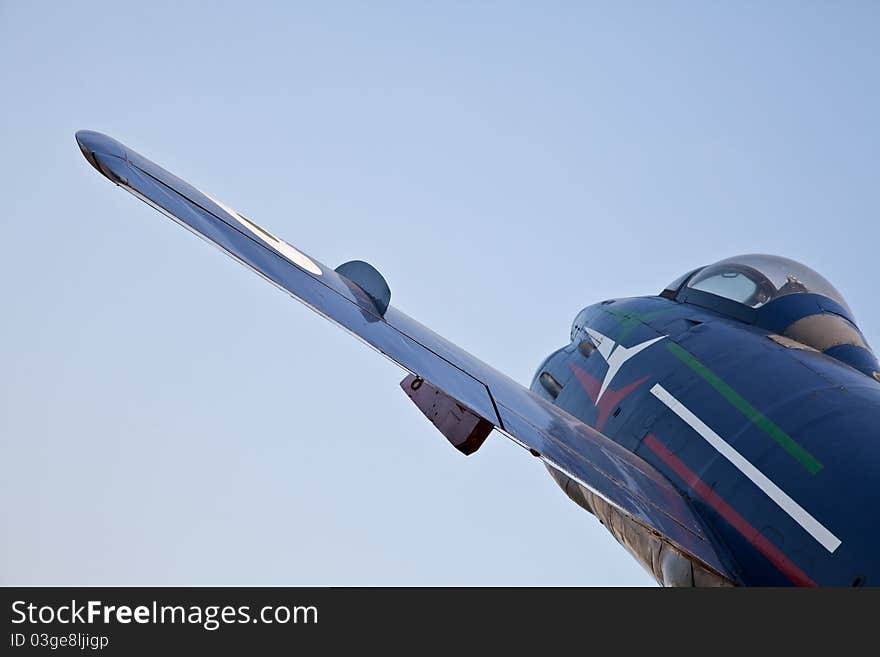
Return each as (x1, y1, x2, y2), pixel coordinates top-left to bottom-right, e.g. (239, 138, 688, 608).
(650, 383, 841, 553)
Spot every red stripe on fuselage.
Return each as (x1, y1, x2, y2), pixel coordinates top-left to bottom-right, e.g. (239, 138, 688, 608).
(569, 363, 650, 432)
(643, 433, 817, 587)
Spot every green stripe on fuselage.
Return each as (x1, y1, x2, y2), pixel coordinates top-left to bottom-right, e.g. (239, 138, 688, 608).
(665, 341, 823, 475)
(605, 306, 675, 357)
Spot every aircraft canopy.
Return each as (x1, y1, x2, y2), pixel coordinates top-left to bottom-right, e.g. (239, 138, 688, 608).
(676, 254, 852, 315)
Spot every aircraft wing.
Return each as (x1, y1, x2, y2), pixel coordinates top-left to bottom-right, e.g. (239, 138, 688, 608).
(76, 130, 733, 580)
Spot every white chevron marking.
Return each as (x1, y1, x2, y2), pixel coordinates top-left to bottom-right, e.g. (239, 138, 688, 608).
(584, 328, 666, 403)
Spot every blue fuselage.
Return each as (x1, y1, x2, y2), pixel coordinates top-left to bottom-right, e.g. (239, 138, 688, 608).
(531, 294, 880, 586)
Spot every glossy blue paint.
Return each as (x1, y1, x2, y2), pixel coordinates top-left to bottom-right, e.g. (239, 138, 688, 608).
(76, 131, 731, 580)
(551, 295, 880, 585)
(755, 292, 855, 332)
(78, 130, 880, 586)
(674, 272, 877, 376)
(824, 343, 878, 376)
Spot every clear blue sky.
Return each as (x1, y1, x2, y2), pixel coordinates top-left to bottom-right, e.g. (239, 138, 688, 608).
(2, 2, 878, 585)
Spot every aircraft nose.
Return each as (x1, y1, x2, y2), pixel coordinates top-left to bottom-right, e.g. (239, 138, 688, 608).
(75, 130, 129, 183)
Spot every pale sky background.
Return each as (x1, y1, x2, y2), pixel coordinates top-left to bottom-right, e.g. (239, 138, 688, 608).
(1, 2, 878, 585)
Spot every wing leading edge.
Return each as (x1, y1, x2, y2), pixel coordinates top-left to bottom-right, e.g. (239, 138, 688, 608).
(75, 130, 734, 580)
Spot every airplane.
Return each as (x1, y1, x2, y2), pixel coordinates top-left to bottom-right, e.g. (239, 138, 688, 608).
(75, 130, 879, 587)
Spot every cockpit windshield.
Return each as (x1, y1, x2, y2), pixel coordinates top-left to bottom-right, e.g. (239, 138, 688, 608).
(676, 254, 852, 315)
